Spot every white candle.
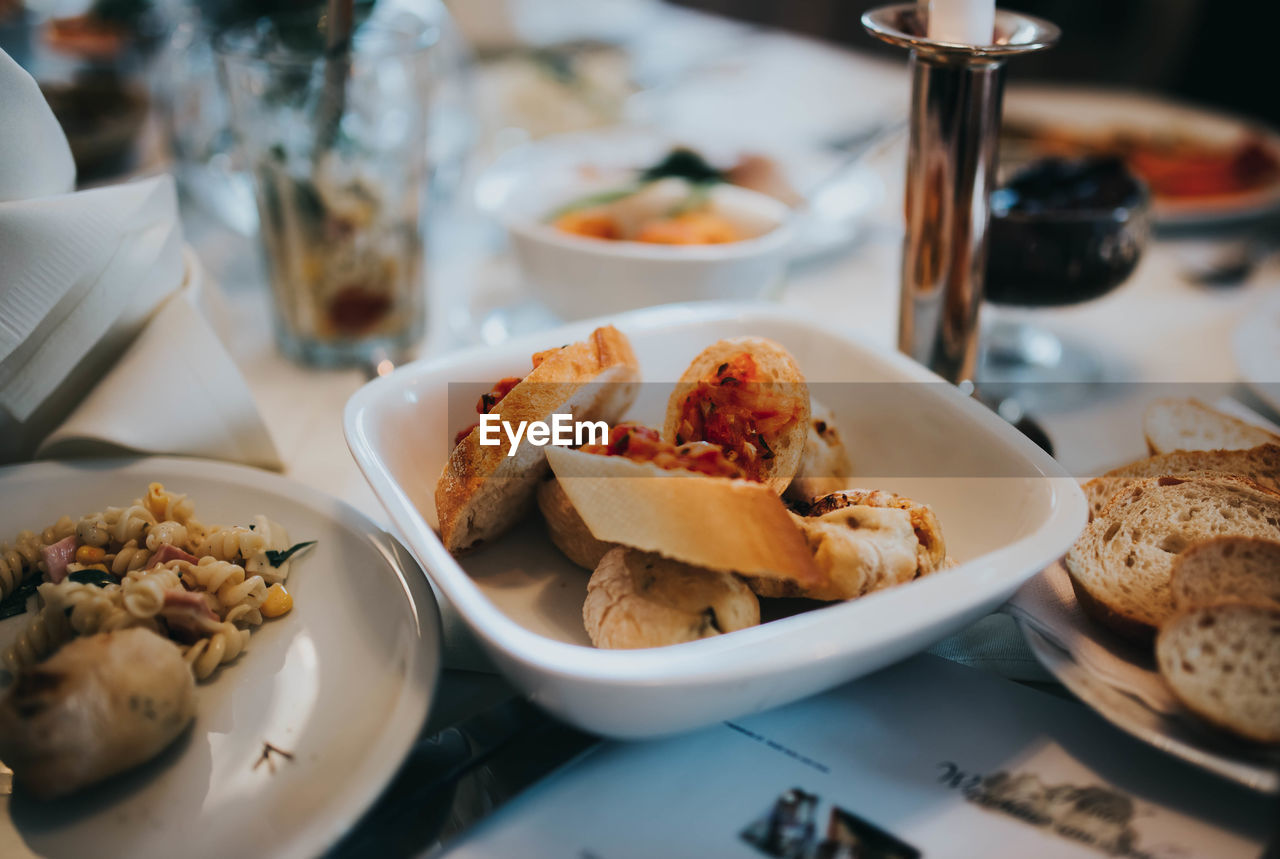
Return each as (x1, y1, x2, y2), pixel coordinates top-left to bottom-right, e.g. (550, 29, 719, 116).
(928, 0, 996, 44)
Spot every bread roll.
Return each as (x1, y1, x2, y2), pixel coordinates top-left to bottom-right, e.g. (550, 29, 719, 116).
(0, 628, 195, 799)
(536, 478, 618, 570)
(583, 548, 759, 648)
(743, 489, 945, 601)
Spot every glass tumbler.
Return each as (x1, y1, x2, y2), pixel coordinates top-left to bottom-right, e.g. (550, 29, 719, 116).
(217, 13, 435, 366)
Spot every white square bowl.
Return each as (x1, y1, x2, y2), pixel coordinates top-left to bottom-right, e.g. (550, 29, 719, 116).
(345, 302, 1087, 738)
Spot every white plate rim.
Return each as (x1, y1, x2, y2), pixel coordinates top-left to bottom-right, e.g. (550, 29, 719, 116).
(345, 301, 1089, 688)
(0, 455, 442, 858)
(1017, 620, 1280, 794)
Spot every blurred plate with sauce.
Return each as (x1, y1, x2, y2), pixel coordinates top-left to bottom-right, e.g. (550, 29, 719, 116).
(1002, 85, 1280, 229)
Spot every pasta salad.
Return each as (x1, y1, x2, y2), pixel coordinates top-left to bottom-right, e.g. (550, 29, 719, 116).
(0, 482, 313, 681)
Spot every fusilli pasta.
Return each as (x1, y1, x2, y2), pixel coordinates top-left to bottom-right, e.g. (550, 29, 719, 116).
(1, 483, 307, 683)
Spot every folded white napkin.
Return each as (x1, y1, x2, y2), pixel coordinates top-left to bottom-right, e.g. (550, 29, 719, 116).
(1005, 563, 1180, 714)
(0, 47, 281, 471)
(38, 252, 284, 470)
(0, 49, 74, 202)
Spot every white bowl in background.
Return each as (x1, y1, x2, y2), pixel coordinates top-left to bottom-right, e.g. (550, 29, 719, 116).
(496, 175, 794, 320)
(344, 301, 1088, 739)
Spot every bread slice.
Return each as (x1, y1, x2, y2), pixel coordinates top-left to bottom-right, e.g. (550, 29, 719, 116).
(436, 325, 640, 552)
(783, 398, 854, 505)
(1171, 537, 1280, 611)
(1156, 601, 1280, 744)
(545, 445, 823, 588)
(663, 337, 809, 495)
(536, 478, 619, 571)
(1143, 398, 1280, 455)
(1084, 444, 1280, 520)
(583, 548, 759, 649)
(1065, 475, 1280, 640)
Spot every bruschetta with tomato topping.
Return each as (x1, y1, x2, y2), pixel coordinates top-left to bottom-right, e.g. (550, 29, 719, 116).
(662, 337, 809, 494)
(436, 325, 640, 552)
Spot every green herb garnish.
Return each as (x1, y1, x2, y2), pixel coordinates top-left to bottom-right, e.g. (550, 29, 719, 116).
(0, 578, 39, 620)
(639, 148, 727, 185)
(69, 569, 117, 587)
(265, 541, 317, 567)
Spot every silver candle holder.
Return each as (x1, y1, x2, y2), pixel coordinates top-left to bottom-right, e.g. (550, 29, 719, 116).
(863, 4, 1059, 384)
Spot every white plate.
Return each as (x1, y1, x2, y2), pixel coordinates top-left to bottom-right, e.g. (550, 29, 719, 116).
(345, 301, 1087, 739)
(473, 127, 883, 262)
(1232, 289, 1280, 415)
(0, 458, 440, 859)
(1003, 85, 1280, 228)
(1014, 566, 1280, 794)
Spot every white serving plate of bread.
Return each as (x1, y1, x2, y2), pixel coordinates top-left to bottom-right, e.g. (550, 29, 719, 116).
(345, 302, 1087, 738)
(1017, 400, 1280, 790)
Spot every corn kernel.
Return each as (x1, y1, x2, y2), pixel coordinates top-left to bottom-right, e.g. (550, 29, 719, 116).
(261, 584, 293, 618)
(75, 545, 106, 564)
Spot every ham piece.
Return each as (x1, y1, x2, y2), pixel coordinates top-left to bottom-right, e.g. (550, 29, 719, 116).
(147, 544, 198, 569)
(41, 536, 78, 583)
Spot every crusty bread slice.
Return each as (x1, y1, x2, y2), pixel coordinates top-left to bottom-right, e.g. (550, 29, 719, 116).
(1156, 601, 1280, 744)
(583, 548, 759, 649)
(663, 337, 809, 495)
(1065, 475, 1280, 641)
(536, 478, 619, 571)
(1084, 444, 1280, 520)
(436, 325, 640, 552)
(1171, 537, 1280, 611)
(545, 445, 823, 588)
(1143, 398, 1280, 455)
(783, 398, 854, 505)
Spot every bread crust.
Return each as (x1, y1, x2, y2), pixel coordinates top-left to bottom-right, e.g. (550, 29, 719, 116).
(662, 337, 809, 495)
(435, 325, 640, 552)
(1083, 443, 1280, 520)
(583, 548, 759, 649)
(545, 444, 823, 588)
(1156, 600, 1280, 744)
(536, 477, 618, 570)
(1143, 398, 1280, 455)
(1065, 474, 1280, 641)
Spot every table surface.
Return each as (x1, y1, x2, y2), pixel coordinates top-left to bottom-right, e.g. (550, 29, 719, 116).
(11, 4, 1280, 857)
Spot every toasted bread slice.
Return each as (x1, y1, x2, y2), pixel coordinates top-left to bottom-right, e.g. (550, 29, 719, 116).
(1171, 537, 1280, 611)
(783, 398, 854, 505)
(1084, 444, 1280, 520)
(1143, 398, 1280, 455)
(663, 337, 809, 494)
(436, 325, 640, 552)
(746, 489, 946, 600)
(583, 548, 759, 649)
(545, 445, 822, 588)
(1065, 475, 1280, 641)
(1156, 601, 1280, 744)
(536, 478, 619, 571)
